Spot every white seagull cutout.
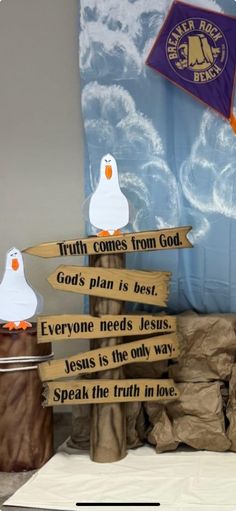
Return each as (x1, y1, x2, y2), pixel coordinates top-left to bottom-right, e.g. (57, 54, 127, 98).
(0, 248, 38, 330)
(89, 153, 129, 236)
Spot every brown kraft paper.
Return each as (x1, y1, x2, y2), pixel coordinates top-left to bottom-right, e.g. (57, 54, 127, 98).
(169, 311, 236, 382)
(145, 382, 230, 453)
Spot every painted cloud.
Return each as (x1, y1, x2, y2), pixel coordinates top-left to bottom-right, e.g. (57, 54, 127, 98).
(181, 107, 236, 219)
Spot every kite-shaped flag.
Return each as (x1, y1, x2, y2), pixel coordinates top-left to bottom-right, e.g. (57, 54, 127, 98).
(146, 1, 236, 132)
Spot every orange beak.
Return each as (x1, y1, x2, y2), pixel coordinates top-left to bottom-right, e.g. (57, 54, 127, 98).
(11, 258, 19, 271)
(105, 165, 112, 180)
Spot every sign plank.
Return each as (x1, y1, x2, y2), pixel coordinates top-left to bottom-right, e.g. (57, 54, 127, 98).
(48, 266, 171, 306)
(24, 227, 192, 258)
(37, 313, 176, 343)
(39, 333, 179, 381)
(43, 378, 180, 406)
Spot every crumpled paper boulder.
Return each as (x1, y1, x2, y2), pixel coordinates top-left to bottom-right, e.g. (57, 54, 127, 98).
(126, 401, 146, 448)
(145, 382, 230, 452)
(169, 311, 236, 382)
(67, 404, 91, 450)
(145, 404, 178, 452)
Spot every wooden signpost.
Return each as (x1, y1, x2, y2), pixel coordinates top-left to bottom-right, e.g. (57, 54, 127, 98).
(39, 333, 179, 381)
(37, 313, 176, 342)
(47, 266, 171, 306)
(24, 226, 192, 258)
(43, 379, 179, 406)
(24, 226, 192, 463)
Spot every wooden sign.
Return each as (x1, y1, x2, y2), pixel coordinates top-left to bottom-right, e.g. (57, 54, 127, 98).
(39, 333, 179, 381)
(37, 313, 176, 343)
(43, 378, 180, 406)
(48, 266, 171, 306)
(23, 226, 192, 258)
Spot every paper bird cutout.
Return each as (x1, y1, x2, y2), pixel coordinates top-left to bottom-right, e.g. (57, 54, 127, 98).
(0, 248, 39, 330)
(89, 153, 129, 236)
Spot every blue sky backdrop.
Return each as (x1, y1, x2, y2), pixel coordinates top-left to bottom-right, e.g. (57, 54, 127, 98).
(79, 0, 236, 313)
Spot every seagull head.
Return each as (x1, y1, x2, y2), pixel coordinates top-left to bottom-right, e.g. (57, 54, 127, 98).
(6, 248, 24, 273)
(100, 154, 118, 183)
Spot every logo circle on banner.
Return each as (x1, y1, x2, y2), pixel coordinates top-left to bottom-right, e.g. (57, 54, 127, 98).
(166, 17, 228, 84)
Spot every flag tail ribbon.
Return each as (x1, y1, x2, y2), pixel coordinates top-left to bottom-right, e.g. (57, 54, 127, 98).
(230, 114, 236, 134)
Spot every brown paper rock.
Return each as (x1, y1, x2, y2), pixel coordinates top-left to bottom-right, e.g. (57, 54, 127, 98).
(169, 311, 236, 382)
(145, 403, 178, 453)
(169, 382, 230, 451)
(67, 403, 91, 451)
(126, 402, 145, 449)
(145, 382, 230, 452)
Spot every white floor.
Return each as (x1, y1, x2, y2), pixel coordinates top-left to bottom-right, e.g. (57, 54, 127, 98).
(4, 446, 236, 511)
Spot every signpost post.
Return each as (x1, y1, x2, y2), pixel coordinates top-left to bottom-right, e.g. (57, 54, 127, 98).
(89, 252, 126, 462)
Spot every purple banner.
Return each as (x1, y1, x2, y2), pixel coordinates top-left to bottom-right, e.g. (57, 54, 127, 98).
(146, 0, 236, 119)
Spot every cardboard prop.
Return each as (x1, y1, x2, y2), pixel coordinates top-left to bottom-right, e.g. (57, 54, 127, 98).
(0, 248, 39, 330)
(146, 1, 236, 132)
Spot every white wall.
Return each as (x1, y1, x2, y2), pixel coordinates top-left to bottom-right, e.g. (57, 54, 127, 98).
(0, 0, 88, 363)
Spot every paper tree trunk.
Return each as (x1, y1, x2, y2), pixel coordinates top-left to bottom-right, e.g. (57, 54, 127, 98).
(0, 325, 53, 471)
(89, 253, 127, 462)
